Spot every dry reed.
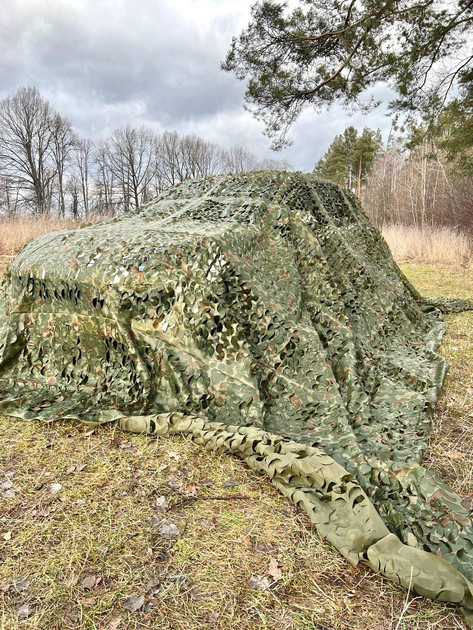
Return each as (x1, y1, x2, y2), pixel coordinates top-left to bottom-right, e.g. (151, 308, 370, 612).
(0, 217, 79, 256)
(382, 223, 472, 268)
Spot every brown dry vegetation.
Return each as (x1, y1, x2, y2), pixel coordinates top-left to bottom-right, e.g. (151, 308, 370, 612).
(1, 217, 471, 271)
(382, 225, 472, 268)
(0, 218, 79, 257)
(0, 225, 472, 629)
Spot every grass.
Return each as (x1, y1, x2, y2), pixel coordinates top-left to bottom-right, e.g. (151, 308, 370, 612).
(0, 218, 80, 257)
(402, 263, 473, 500)
(0, 261, 472, 630)
(382, 225, 472, 269)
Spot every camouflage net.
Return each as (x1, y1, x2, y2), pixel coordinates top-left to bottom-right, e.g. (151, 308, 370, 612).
(1, 171, 473, 622)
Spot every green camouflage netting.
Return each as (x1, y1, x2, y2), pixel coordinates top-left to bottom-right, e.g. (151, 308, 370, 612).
(1, 171, 473, 621)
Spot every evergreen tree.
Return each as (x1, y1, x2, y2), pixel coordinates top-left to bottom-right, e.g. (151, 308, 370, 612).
(403, 71, 473, 178)
(315, 126, 383, 195)
(352, 128, 384, 197)
(433, 73, 473, 177)
(223, 1, 473, 149)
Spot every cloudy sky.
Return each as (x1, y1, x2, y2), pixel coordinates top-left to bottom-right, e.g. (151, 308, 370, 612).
(0, 0, 395, 170)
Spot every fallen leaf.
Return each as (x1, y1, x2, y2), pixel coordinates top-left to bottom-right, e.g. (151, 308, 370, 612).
(446, 451, 463, 461)
(106, 616, 122, 630)
(145, 577, 161, 593)
(0, 480, 15, 498)
(152, 519, 180, 538)
(63, 604, 79, 623)
(248, 576, 270, 590)
(16, 604, 30, 619)
(254, 541, 277, 554)
(198, 477, 212, 486)
(12, 578, 29, 592)
(223, 477, 241, 487)
(187, 586, 204, 601)
(204, 611, 219, 623)
(81, 574, 97, 590)
(462, 497, 473, 511)
(35, 507, 53, 518)
(406, 599, 421, 614)
(155, 496, 169, 512)
(267, 558, 282, 581)
(124, 594, 145, 613)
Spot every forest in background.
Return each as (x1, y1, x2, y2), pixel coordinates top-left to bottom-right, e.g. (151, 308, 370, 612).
(1, 83, 471, 235)
(0, 87, 292, 220)
(315, 113, 473, 234)
(313, 115, 473, 267)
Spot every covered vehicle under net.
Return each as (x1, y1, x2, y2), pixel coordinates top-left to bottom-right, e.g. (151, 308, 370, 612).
(1, 171, 473, 622)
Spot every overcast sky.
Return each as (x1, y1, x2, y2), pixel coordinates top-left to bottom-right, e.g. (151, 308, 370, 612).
(0, 0, 396, 171)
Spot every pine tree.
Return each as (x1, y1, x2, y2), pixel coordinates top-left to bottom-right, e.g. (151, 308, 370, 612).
(352, 128, 384, 197)
(223, 1, 473, 149)
(314, 126, 383, 195)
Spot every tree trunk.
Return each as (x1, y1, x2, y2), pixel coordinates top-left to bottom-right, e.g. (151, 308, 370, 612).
(357, 153, 362, 199)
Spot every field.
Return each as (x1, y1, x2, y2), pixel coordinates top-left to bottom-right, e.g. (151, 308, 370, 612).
(0, 255, 472, 629)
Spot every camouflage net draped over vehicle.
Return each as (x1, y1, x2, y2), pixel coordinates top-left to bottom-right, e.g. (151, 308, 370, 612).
(1, 172, 473, 622)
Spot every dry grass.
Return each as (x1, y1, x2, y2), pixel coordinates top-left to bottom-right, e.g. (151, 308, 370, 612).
(382, 224, 472, 268)
(0, 217, 79, 257)
(1, 218, 471, 268)
(402, 263, 473, 498)
(0, 243, 472, 628)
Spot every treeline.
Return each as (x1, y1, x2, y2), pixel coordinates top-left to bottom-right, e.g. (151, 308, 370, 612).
(315, 103, 473, 233)
(0, 87, 292, 218)
(361, 141, 473, 232)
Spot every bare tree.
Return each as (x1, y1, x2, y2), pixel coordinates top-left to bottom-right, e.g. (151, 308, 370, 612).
(94, 140, 115, 215)
(362, 142, 473, 232)
(0, 87, 57, 215)
(50, 112, 75, 218)
(156, 131, 185, 189)
(0, 171, 22, 217)
(108, 125, 157, 211)
(222, 145, 259, 173)
(179, 134, 224, 179)
(66, 173, 81, 219)
(0, 86, 296, 218)
(257, 157, 294, 172)
(74, 138, 94, 218)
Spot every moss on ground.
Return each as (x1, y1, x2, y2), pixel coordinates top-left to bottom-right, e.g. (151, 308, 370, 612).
(0, 263, 471, 629)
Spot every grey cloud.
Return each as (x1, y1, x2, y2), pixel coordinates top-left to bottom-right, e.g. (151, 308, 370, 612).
(0, 0, 394, 170)
(1, 0, 244, 117)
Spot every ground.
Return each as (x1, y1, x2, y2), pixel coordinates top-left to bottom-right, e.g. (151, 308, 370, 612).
(0, 262, 472, 630)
